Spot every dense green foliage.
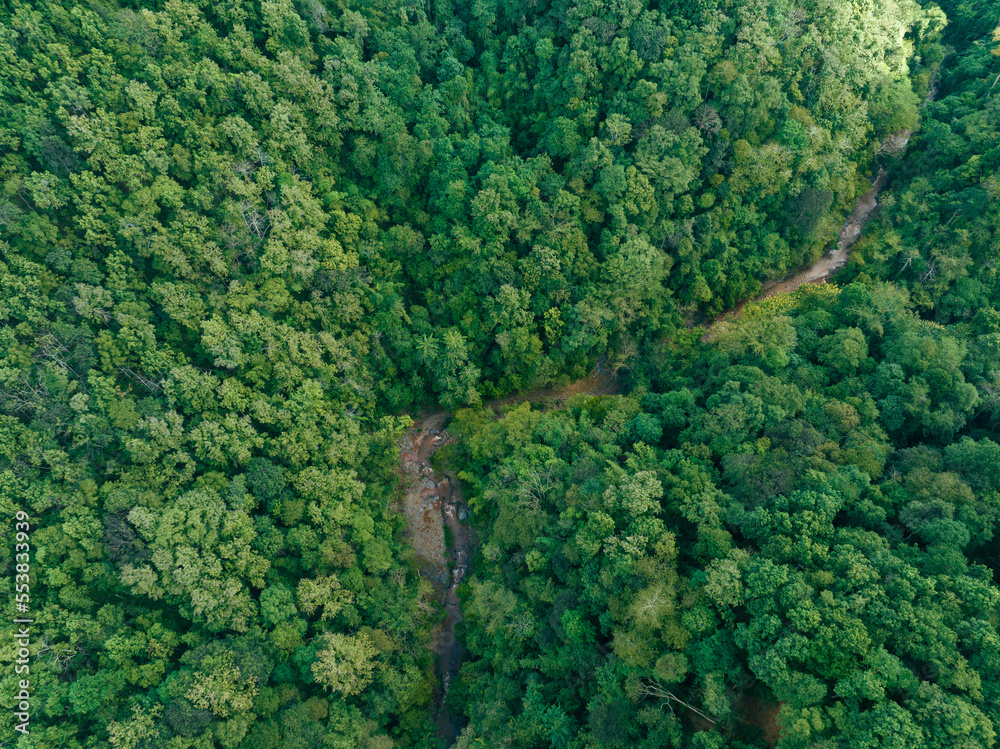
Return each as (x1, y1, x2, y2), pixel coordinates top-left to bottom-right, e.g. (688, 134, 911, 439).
(0, 0, 947, 408)
(450, 284, 1000, 747)
(1, 0, 999, 747)
(846, 0, 1000, 328)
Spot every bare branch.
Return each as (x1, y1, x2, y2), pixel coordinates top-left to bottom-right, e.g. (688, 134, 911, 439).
(637, 681, 718, 725)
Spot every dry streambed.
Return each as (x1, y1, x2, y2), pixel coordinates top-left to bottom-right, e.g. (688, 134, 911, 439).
(397, 133, 915, 740)
(397, 371, 621, 743)
(713, 129, 914, 327)
(398, 413, 470, 743)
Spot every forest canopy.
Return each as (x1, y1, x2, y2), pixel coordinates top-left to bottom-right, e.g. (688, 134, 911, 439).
(1, 0, 999, 747)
